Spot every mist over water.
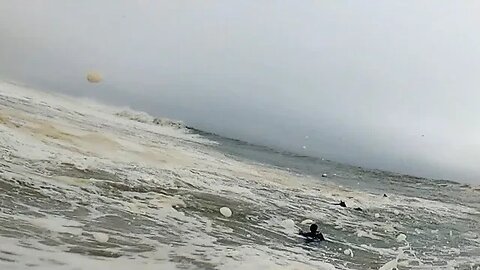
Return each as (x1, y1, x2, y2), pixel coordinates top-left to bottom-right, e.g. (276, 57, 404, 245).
(2, 1, 480, 183)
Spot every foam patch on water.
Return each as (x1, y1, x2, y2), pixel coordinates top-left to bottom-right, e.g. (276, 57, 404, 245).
(0, 237, 178, 270)
(281, 219, 296, 229)
(215, 245, 337, 270)
(92, 232, 109, 243)
(396, 233, 407, 242)
(220, 207, 232, 217)
(301, 219, 314, 225)
(356, 229, 382, 240)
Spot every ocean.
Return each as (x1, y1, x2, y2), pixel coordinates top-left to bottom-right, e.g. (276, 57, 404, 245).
(0, 81, 479, 270)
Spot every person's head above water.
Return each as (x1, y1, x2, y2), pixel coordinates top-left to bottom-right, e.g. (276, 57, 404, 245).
(299, 223, 325, 241)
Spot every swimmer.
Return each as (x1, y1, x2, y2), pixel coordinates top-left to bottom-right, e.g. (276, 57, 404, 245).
(333, 200, 347, 207)
(334, 200, 363, 211)
(299, 224, 325, 241)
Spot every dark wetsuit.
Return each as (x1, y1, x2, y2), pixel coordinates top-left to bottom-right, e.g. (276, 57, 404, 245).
(334, 201, 347, 207)
(334, 200, 363, 211)
(299, 224, 325, 242)
(299, 230, 325, 241)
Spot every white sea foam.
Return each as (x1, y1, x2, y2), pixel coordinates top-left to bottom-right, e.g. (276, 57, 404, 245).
(220, 207, 233, 217)
(93, 232, 109, 243)
(0, 81, 479, 270)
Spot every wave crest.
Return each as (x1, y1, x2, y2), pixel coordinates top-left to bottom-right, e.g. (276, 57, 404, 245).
(114, 109, 185, 129)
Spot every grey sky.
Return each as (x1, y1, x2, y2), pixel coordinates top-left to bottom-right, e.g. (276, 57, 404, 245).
(1, 1, 480, 183)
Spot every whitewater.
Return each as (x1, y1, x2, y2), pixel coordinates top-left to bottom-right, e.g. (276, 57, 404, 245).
(0, 81, 479, 270)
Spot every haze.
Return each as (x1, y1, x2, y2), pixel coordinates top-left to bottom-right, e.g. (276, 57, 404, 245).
(1, 1, 480, 183)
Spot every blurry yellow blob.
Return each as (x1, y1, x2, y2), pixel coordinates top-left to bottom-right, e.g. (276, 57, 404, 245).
(86, 71, 102, 83)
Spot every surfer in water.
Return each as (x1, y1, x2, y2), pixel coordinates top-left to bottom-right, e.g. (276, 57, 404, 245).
(334, 200, 363, 211)
(334, 200, 347, 207)
(299, 224, 325, 242)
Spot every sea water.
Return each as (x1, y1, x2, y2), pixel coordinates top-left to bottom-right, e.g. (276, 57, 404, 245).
(0, 81, 479, 269)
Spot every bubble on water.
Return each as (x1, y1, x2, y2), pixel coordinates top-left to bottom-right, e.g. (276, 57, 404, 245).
(93, 232, 109, 243)
(396, 233, 407, 242)
(375, 213, 380, 218)
(302, 145, 307, 149)
(322, 173, 328, 177)
(343, 248, 353, 257)
(393, 209, 400, 215)
(449, 230, 453, 237)
(220, 207, 232, 217)
(301, 219, 314, 225)
(281, 219, 295, 229)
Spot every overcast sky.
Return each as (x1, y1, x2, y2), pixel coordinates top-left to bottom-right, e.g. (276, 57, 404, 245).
(1, 1, 480, 183)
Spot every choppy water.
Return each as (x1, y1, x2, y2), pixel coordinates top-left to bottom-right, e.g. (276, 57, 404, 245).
(1, 81, 479, 270)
